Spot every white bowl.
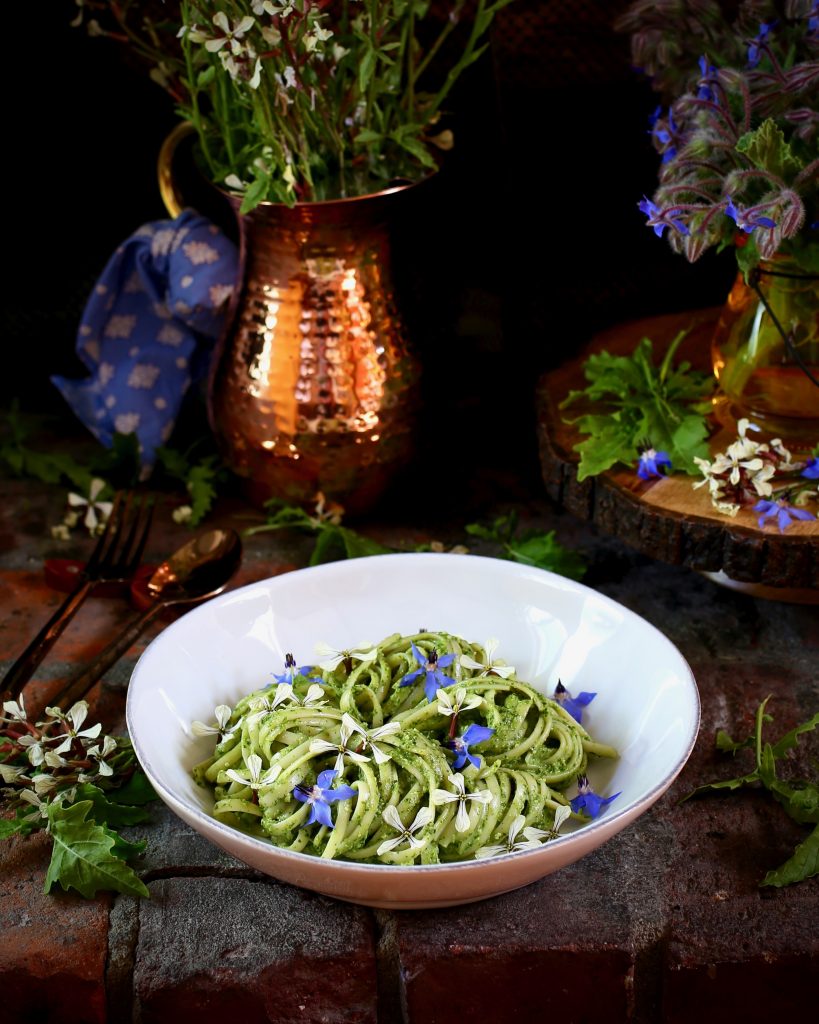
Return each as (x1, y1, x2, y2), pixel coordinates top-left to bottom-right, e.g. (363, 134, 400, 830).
(127, 553, 699, 909)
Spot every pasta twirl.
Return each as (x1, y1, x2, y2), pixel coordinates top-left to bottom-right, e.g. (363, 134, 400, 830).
(192, 631, 618, 863)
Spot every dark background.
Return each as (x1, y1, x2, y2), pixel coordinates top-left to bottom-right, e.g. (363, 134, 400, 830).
(3, 1, 735, 505)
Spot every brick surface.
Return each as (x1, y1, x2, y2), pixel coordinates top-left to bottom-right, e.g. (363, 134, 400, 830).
(133, 877, 378, 1024)
(0, 831, 110, 1024)
(393, 813, 670, 1024)
(1, 475, 818, 1024)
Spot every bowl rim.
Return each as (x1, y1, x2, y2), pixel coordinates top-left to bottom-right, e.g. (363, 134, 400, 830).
(127, 551, 701, 874)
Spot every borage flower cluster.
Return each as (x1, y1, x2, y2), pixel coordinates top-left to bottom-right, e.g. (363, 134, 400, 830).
(620, 1, 819, 272)
(693, 418, 818, 528)
(75, 0, 513, 207)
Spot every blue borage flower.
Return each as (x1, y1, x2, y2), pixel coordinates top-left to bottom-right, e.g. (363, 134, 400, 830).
(293, 769, 357, 829)
(648, 106, 679, 163)
(270, 652, 320, 687)
(802, 457, 819, 480)
(448, 723, 495, 771)
(725, 198, 776, 233)
(400, 642, 457, 702)
(697, 55, 718, 101)
(752, 498, 816, 533)
(638, 197, 689, 238)
(553, 681, 597, 725)
(637, 447, 673, 481)
(810, 2, 819, 35)
(570, 774, 621, 819)
(748, 22, 776, 68)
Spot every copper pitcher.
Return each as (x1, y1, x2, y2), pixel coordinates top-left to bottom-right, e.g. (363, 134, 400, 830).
(158, 125, 421, 512)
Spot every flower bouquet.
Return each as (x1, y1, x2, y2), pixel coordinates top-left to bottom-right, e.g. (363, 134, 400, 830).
(619, 0, 819, 427)
(78, 0, 513, 206)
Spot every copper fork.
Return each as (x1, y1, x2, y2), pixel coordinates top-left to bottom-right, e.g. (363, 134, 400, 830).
(0, 491, 154, 702)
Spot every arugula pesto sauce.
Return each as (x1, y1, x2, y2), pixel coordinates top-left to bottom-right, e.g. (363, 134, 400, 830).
(193, 632, 617, 863)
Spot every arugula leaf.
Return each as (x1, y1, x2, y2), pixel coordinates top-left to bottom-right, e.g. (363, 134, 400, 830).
(44, 800, 149, 899)
(155, 444, 226, 526)
(761, 824, 819, 888)
(682, 698, 819, 886)
(465, 513, 586, 580)
(107, 771, 157, 806)
(715, 729, 754, 754)
(561, 333, 713, 481)
(770, 712, 819, 759)
(71, 783, 153, 827)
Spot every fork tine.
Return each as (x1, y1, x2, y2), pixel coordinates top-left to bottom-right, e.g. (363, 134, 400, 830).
(126, 496, 155, 574)
(84, 490, 127, 578)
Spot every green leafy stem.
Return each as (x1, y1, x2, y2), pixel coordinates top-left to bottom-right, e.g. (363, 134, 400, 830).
(560, 331, 715, 482)
(681, 697, 819, 887)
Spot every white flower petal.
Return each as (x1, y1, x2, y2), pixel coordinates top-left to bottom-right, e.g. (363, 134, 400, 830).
(370, 722, 401, 740)
(382, 804, 405, 831)
(410, 806, 434, 832)
(459, 655, 483, 671)
(553, 804, 572, 830)
(370, 744, 393, 765)
(432, 788, 458, 806)
(507, 814, 526, 846)
(376, 835, 404, 855)
(224, 768, 252, 787)
(455, 800, 471, 832)
(68, 701, 88, 733)
(191, 720, 219, 737)
(341, 713, 365, 740)
(474, 844, 506, 860)
(309, 739, 337, 755)
(245, 753, 263, 783)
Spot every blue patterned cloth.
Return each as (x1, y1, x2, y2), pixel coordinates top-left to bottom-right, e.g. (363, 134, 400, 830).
(52, 210, 239, 467)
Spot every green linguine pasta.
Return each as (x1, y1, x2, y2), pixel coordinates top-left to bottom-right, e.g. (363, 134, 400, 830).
(192, 632, 618, 863)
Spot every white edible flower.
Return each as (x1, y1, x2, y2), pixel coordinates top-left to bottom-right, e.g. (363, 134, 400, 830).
(519, 804, 572, 844)
(750, 463, 776, 497)
(459, 637, 516, 679)
(436, 687, 482, 718)
(224, 752, 281, 790)
(377, 805, 434, 855)
(50, 524, 71, 541)
(191, 704, 234, 738)
(432, 772, 492, 833)
(343, 716, 401, 765)
(309, 713, 372, 774)
(1, 697, 27, 723)
(314, 641, 377, 672)
(475, 814, 541, 859)
(0, 763, 27, 784)
(19, 789, 50, 818)
(32, 773, 59, 796)
(205, 13, 256, 55)
(172, 505, 193, 524)
(67, 478, 113, 534)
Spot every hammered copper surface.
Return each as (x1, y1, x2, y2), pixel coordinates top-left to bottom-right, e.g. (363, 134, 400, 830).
(208, 188, 421, 512)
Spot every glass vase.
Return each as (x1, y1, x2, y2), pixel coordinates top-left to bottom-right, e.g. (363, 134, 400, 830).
(711, 258, 819, 439)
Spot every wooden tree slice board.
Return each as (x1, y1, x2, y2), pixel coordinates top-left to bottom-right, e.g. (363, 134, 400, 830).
(536, 310, 819, 590)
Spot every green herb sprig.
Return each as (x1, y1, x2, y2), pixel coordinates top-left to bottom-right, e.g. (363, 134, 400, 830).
(244, 496, 392, 564)
(681, 697, 819, 888)
(465, 512, 586, 580)
(560, 332, 714, 481)
(0, 698, 158, 899)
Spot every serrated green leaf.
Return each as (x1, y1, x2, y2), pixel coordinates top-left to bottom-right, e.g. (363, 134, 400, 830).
(309, 526, 346, 566)
(769, 779, 819, 825)
(715, 729, 754, 754)
(44, 800, 149, 899)
(0, 817, 30, 839)
(679, 773, 759, 803)
(507, 531, 586, 580)
(103, 826, 148, 861)
(71, 784, 153, 826)
(339, 527, 391, 560)
(770, 712, 819, 759)
(736, 118, 802, 182)
(761, 823, 819, 887)
(108, 771, 157, 807)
